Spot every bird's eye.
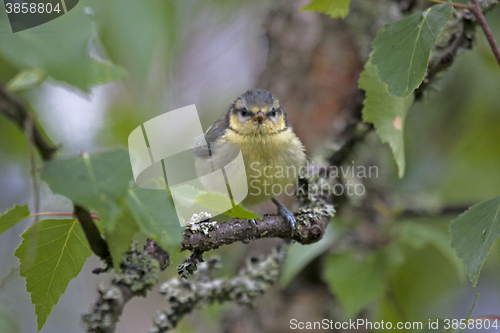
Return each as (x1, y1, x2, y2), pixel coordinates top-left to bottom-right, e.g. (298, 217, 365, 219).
(240, 108, 248, 117)
(271, 108, 277, 117)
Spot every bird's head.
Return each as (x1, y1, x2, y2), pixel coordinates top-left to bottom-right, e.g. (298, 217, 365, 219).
(228, 89, 289, 136)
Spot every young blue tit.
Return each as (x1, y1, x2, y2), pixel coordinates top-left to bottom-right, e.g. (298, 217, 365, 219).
(194, 89, 306, 233)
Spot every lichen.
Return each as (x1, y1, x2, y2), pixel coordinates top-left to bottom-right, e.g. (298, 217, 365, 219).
(295, 173, 336, 220)
(151, 248, 285, 333)
(185, 212, 218, 234)
(81, 242, 166, 332)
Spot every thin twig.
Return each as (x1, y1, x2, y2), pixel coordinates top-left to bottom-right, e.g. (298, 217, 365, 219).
(473, 315, 500, 321)
(397, 204, 472, 218)
(425, 0, 472, 9)
(27, 118, 40, 220)
(0, 267, 19, 290)
(470, 0, 500, 66)
(74, 205, 111, 264)
(151, 248, 285, 333)
(30, 211, 101, 220)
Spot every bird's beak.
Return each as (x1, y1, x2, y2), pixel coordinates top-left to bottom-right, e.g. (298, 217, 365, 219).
(252, 111, 265, 125)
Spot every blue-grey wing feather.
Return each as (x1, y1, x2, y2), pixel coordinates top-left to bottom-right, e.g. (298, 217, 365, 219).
(194, 112, 228, 157)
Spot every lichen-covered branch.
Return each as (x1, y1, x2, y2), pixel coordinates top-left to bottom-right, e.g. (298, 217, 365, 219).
(178, 176, 335, 277)
(181, 206, 334, 253)
(81, 240, 170, 333)
(150, 247, 286, 333)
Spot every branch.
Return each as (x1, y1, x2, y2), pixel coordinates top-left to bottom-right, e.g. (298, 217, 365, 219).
(397, 204, 472, 218)
(0, 84, 58, 161)
(150, 247, 285, 333)
(415, 25, 472, 99)
(416, 0, 500, 99)
(82, 239, 170, 333)
(328, 91, 372, 168)
(470, 0, 500, 66)
(425, 0, 472, 9)
(74, 205, 112, 266)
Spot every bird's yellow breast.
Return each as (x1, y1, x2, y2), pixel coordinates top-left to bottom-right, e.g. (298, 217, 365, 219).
(223, 128, 306, 205)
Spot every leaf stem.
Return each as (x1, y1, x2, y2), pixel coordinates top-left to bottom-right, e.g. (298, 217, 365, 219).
(26, 114, 40, 221)
(470, 0, 500, 67)
(30, 211, 100, 220)
(425, 0, 472, 9)
(472, 315, 500, 321)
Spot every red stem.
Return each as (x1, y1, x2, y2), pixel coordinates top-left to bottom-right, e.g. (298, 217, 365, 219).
(473, 315, 500, 321)
(31, 212, 100, 220)
(470, 0, 500, 67)
(426, 0, 472, 9)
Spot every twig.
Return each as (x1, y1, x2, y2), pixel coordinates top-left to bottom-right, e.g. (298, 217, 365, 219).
(397, 204, 472, 218)
(30, 211, 101, 220)
(82, 240, 170, 333)
(473, 315, 500, 321)
(0, 267, 19, 290)
(416, 0, 499, 99)
(26, 115, 40, 220)
(151, 247, 285, 333)
(0, 84, 58, 161)
(177, 250, 204, 279)
(415, 26, 471, 99)
(470, 0, 500, 66)
(74, 205, 112, 265)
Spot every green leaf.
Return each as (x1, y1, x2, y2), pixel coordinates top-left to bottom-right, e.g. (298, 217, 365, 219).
(91, 0, 178, 88)
(41, 149, 133, 218)
(0, 5, 127, 92)
(323, 250, 387, 318)
(359, 60, 414, 178)
(450, 196, 500, 286)
(0, 204, 30, 235)
(371, 2, 453, 97)
(6, 68, 48, 92)
(14, 219, 92, 331)
(281, 225, 336, 287)
(104, 202, 140, 272)
(127, 187, 183, 254)
(302, 0, 351, 19)
(196, 192, 260, 219)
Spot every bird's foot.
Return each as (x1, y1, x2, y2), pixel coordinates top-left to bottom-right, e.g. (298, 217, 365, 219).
(249, 219, 258, 228)
(272, 198, 296, 236)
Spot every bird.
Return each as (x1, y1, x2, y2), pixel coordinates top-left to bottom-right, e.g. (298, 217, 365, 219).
(194, 89, 306, 234)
